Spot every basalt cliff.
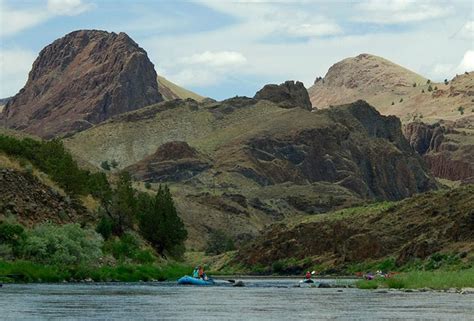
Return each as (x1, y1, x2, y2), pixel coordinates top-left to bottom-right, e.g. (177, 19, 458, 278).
(2, 30, 163, 138)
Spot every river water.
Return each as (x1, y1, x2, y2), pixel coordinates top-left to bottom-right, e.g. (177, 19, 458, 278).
(1, 279, 473, 320)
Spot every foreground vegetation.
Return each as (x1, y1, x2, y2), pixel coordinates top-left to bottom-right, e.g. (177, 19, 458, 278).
(0, 260, 190, 283)
(1, 135, 191, 282)
(356, 268, 474, 290)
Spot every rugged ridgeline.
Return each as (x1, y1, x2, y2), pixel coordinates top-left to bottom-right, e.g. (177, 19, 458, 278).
(235, 185, 474, 272)
(308, 53, 474, 123)
(65, 79, 437, 248)
(1, 30, 163, 138)
(403, 120, 474, 183)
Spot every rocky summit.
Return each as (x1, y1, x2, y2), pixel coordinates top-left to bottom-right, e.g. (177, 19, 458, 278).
(254, 80, 312, 111)
(2, 30, 162, 138)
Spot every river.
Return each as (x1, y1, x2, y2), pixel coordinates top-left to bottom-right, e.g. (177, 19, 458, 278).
(1, 279, 473, 320)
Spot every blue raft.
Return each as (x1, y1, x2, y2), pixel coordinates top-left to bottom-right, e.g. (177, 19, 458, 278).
(177, 275, 215, 286)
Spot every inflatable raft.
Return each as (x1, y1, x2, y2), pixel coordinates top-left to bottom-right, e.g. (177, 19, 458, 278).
(177, 276, 215, 286)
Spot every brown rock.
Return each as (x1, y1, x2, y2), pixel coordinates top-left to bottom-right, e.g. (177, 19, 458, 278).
(254, 80, 312, 111)
(125, 141, 211, 182)
(2, 30, 163, 138)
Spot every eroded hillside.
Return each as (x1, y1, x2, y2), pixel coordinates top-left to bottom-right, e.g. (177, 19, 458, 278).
(235, 185, 474, 273)
(65, 94, 437, 249)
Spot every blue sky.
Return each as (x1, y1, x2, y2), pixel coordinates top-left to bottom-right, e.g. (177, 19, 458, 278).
(0, 0, 473, 99)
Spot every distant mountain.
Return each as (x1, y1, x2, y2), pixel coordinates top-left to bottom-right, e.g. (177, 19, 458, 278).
(157, 75, 204, 102)
(308, 53, 474, 123)
(2, 30, 163, 138)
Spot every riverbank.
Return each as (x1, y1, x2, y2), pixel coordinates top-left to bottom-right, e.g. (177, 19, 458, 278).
(0, 260, 191, 283)
(356, 268, 474, 290)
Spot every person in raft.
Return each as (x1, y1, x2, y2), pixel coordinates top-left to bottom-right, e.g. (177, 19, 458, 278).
(192, 266, 199, 278)
(305, 271, 312, 280)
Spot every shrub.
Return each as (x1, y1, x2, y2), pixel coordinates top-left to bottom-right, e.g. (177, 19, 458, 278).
(391, 101, 394, 105)
(399, 98, 403, 103)
(421, 89, 425, 93)
(427, 85, 433, 92)
(434, 86, 438, 90)
(104, 232, 141, 261)
(412, 82, 416, 87)
(427, 79, 431, 84)
(444, 79, 448, 85)
(205, 229, 235, 255)
(101, 161, 111, 171)
(458, 106, 465, 115)
(0, 221, 26, 257)
(22, 223, 103, 266)
(96, 214, 113, 240)
(145, 182, 152, 189)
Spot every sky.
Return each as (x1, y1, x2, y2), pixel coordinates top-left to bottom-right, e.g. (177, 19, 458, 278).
(0, 0, 473, 100)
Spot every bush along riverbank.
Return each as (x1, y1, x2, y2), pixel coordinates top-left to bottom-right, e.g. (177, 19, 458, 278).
(0, 260, 191, 283)
(356, 268, 474, 291)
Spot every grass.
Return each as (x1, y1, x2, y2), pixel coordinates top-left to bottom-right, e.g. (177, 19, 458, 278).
(356, 268, 474, 290)
(0, 260, 192, 283)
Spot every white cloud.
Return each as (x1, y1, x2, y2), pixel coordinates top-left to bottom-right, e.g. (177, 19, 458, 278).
(0, 3, 49, 37)
(0, 0, 94, 37)
(180, 51, 247, 68)
(0, 49, 36, 97)
(456, 50, 474, 73)
(355, 0, 453, 24)
(457, 21, 474, 39)
(162, 51, 247, 87)
(196, 0, 342, 39)
(47, 0, 94, 16)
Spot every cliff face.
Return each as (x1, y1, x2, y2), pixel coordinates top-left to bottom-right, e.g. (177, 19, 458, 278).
(2, 30, 163, 138)
(228, 100, 435, 201)
(403, 121, 474, 182)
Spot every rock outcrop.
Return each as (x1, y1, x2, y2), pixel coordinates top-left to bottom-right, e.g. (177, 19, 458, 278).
(254, 80, 312, 111)
(403, 121, 474, 182)
(2, 30, 163, 138)
(404, 122, 445, 154)
(125, 141, 211, 182)
(226, 100, 436, 201)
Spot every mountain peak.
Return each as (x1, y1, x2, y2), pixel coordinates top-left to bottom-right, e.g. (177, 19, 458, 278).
(2, 29, 163, 138)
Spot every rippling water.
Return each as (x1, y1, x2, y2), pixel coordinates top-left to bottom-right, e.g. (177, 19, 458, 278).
(1, 279, 473, 320)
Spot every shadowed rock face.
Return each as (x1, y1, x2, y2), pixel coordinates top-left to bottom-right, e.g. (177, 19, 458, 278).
(2, 30, 162, 138)
(254, 80, 312, 111)
(403, 121, 474, 182)
(125, 141, 211, 182)
(229, 100, 436, 201)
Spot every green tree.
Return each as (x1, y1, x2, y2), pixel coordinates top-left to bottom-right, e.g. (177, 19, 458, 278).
(101, 172, 137, 235)
(137, 185, 187, 258)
